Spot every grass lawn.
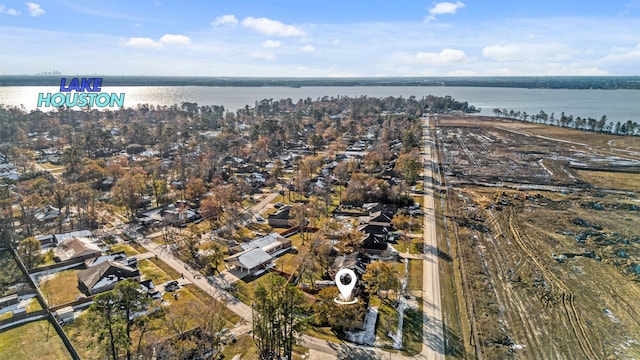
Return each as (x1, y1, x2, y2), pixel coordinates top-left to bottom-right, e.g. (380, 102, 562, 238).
(149, 258, 182, 279)
(408, 260, 423, 291)
(150, 235, 165, 245)
(40, 269, 84, 307)
(222, 334, 259, 359)
(68, 282, 240, 359)
(109, 243, 139, 256)
(273, 253, 300, 275)
(182, 284, 241, 325)
(402, 305, 423, 355)
(371, 296, 399, 348)
(42, 250, 56, 266)
(305, 325, 342, 344)
(64, 314, 103, 360)
(413, 196, 424, 207)
(230, 273, 275, 304)
(137, 259, 174, 284)
(40, 162, 64, 170)
(394, 236, 423, 254)
(27, 297, 43, 312)
(221, 334, 308, 360)
(0, 311, 12, 321)
(0, 319, 72, 360)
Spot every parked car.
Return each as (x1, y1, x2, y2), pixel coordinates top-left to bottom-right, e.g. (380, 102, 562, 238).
(274, 202, 283, 208)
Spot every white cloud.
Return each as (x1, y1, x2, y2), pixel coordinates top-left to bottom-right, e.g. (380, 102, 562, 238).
(242, 17, 305, 37)
(482, 43, 578, 62)
(0, 4, 20, 15)
(301, 45, 315, 52)
(160, 34, 191, 45)
(415, 48, 467, 65)
(25, 2, 44, 17)
(211, 14, 238, 27)
(262, 40, 281, 49)
(598, 44, 640, 64)
(121, 34, 191, 49)
(121, 37, 162, 49)
(250, 51, 276, 60)
(135, 23, 142, 28)
(426, 1, 464, 22)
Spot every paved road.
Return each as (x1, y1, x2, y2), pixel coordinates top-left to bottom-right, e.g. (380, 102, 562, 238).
(136, 179, 438, 359)
(138, 239, 254, 325)
(419, 115, 445, 359)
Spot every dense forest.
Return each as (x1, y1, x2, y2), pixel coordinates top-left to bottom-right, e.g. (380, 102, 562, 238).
(2, 75, 640, 89)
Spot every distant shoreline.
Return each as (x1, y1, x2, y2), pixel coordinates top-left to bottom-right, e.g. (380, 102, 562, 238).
(1, 75, 639, 90)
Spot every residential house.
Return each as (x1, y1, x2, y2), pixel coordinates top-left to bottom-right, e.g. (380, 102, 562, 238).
(234, 232, 292, 257)
(224, 233, 292, 276)
(223, 248, 273, 275)
(54, 236, 102, 262)
(163, 203, 200, 226)
(34, 205, 61, 223)
(77, 260, 141, 295)
(268, 205, 292, 228)
(331, 252, 370, 279)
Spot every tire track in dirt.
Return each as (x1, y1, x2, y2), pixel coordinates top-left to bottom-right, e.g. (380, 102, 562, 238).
(507, 211, 600, 360)
(466, 191, 546, 358)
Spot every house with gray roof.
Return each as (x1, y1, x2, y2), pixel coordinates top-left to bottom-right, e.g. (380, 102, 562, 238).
(77, 261, 141, 295)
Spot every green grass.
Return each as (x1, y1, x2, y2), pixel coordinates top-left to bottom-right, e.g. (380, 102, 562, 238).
(273, 253, 299, 275)
(42, 250, 56, 266)
(109, 243, 139, 256)
(394, 236, 423, 254)
(221, 334, 259, 359)
(150, 235, 165, 245)
(64, 310, 103, 360)
(40, 162, 64, 170)
(40, 269, 84, 307)
(0, 319, 73, 360)
(137, 259, 173, 284)
(27, 297, 43, 312)
(408, 260, 423, 291)
(371, 296, 399, 347)
(149, 258, 182, 279)
(230, 274, 275, 304)
(402, 305, 423, 355)
(305, 325, 342, 344)
(129, 242, 147, 254)
(183, 284, 241, 326)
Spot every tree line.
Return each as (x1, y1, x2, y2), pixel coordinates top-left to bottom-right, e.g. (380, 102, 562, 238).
(492, 108, 640, 136)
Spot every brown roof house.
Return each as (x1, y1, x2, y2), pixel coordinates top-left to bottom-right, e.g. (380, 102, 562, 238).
(77, 261, 141, 295)
(54, 236, 102, 262)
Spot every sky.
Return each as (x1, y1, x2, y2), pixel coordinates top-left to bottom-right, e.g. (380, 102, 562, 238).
(0, 0, 639, 76)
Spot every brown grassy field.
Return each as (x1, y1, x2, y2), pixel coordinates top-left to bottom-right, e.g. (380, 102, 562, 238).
(0, 320, 72, 360)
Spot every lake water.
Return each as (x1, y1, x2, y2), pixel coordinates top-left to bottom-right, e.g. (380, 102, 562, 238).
(1, 86, 638, 123)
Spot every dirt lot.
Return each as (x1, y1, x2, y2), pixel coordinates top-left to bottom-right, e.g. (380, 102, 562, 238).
(435, 115, 640, 359)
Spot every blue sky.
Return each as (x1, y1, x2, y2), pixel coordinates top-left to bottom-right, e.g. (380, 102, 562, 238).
(1, 0, 639, 76)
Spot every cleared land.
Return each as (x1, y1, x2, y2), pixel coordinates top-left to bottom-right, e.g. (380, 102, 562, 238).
(435, 115, 640, 359)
